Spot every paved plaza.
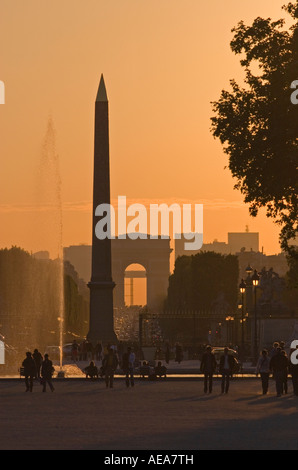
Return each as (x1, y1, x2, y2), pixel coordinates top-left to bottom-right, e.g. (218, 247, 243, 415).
(0, 377, 297, 450)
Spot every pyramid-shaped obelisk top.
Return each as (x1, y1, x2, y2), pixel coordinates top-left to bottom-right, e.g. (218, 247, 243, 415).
(96, 74, 108, 102)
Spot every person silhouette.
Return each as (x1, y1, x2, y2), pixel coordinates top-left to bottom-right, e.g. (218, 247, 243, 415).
(122, 347, 135, 388)
(102, 347, 118, 388)
(200, 345, 217, 394)
(33, 349, 43, 379)
(219, 347, 236, 394)
(84, 361, 98, 380)
(41, 354, 55, 392)
(22, 352, 36, 392)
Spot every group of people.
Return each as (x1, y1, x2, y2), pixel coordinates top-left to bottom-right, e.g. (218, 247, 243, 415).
(84, 346, 168, 387)
(22, 349, 55, 393)
(21, 340, 298, 397)
(71, 340, 103, 362)
(200, 342, 298, 397)
(139, 361, 167, 379)
(200, 346, 236, 394)
(256, 342, 298, 397)
(84, 345, 135, 389)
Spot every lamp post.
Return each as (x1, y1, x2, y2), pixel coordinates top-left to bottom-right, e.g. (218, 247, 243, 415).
(239, 279, 246, 360)
(245, 264, 253, 276)
(251, 269, 260, 363)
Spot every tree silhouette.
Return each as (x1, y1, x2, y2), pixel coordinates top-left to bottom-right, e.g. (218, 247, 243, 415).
(211, 2, 298, 258)
(166, 251, 239, 312)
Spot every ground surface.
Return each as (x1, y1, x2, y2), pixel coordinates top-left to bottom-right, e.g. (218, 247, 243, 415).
(0, 376, 297, 450)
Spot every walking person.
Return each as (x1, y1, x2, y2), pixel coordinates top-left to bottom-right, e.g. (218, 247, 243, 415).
(22, 352, 36, 392)
(269, 342, 280, 359)
(85, 340, 93, 361)
(200, 345, 217, 394)
(175, 343, 183, 364)
(41, 354, 55, 392)
(33, 349, 43, 380)
(122, 347, 135, 388)
(219, 347, 236, 394)
(256, 349, 271, 395)
(290, 345, 298, 396)
(102, 347, 118, 388)
(269, 347, 288, 397)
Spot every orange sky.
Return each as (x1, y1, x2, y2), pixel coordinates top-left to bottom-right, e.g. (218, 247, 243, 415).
(0, 0, 289, 257)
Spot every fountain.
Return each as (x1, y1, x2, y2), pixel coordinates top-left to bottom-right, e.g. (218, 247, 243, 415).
(0, 118, 67, 377)
(37, 117, 65, 377)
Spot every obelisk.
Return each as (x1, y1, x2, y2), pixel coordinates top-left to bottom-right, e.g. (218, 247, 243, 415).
(87, 74, 117, 345)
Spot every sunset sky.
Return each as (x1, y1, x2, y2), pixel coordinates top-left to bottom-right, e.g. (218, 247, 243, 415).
(0, 0, 290, 258)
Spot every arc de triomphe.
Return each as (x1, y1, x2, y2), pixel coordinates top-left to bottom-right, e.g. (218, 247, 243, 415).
(64, 237, 172, 312)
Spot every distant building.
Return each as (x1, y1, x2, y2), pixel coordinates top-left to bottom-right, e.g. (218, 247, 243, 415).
(228, 232, 259, 253)
(32, 251, 50, 260)
(175, 232, 259, 259)
(174, 232, 289, 279)
(63, 245, 91, 283)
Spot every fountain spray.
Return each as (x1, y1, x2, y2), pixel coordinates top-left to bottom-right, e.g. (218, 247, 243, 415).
(39, 117, 65, 377)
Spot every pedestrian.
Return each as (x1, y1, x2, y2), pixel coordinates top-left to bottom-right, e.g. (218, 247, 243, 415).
(102, 346, 118, 388)
(219, 347, 236, 394)
(256, 349, 271, 395)
(269, 342, 280, 359)
(22, 352, 37, 392)
(175, 343, 183, 364)
(41, 354, 55, 392)
(290, 345, 298, 396)
(95, 342, 102, 361)
(200, 345, 217, 394)
(122, 347, 135, 388)
(33, 349, 43, 379)
(269, 347, 288, 397)
(85, 340, 93, 361)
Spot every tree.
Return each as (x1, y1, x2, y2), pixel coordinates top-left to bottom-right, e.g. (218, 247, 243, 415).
(0, 247, 89, 355)
(286, 256, 298, 288)
(211, 1, 298, 258)
(166, 251, 239, 312)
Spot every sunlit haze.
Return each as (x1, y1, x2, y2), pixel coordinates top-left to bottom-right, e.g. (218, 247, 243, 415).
(0, 0, 288, 256)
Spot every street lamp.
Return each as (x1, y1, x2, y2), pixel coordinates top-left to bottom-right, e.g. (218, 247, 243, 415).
(245, 264, 253, 276)
(239, 279, 246, 360)
(251, 269, 260, 363)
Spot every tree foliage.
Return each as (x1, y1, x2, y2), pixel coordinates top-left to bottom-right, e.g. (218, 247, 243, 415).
(0, 247, 89, 353)
(211, 2, 298, 257)
(166, 251, 239, 313)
